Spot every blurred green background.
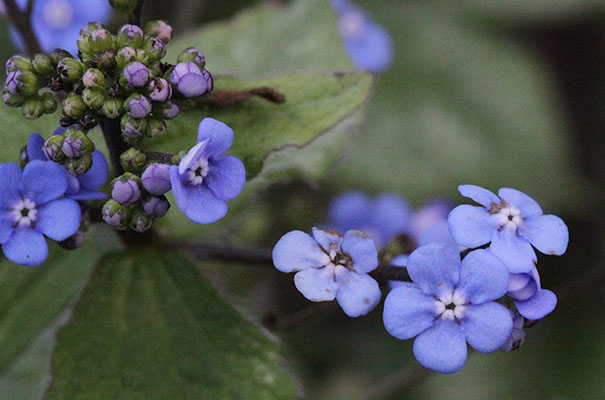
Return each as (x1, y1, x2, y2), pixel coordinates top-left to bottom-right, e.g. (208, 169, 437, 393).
(1, 0, 604, 399)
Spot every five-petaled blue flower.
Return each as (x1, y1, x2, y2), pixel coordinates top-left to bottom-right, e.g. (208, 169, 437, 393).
(328, 191, 412, 248)
(448, 185, 569, 273)
(11, 0, 112, 55)
(27, 131, 108, 201)
(330, 0, 393, 73)
(0, 160, 81, 266)
(273, 227, 381, 317)
(169, 118, 246, 224)
(383, 242, 512, 374)
(507, 267, 557, 320)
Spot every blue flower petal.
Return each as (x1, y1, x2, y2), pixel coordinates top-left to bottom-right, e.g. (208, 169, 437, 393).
(78, 150, 108, 190)
(2, 228, 48, 266)
(457, 249, 509, 304)
(418, 220, 456, 246)
(69, 189, 107, 201)
(413, 319, 467, 374)
(35, 198, 81, 241)
(498, 188, 543, 217)
(170, 166, 228, 224)
(518, 214, 569, 256)
(458, 184, 499, 208)
(294, 265, 338, 302)
(463, 302, 513, 353)
(328, 191, 369, 232)
(383, 282, 436, 339)
(312, 227, 343, 251)
(448, 205, 500, 248)
(334, 268, 381, 317)
(508, 273, 531, 292)
(0, 212, 16, 244)
(391, 254, 408, 267)
(27, 133, 47, 161)
(205, 155, 245, 201)
(22, 160, 68, 205)
(272, 230, 331, 273)
(0, 162, 23, 207)
(515, 289, 557, 320)
(341, 230, 378, 273)
(177, 140, 208, 175)
(489, 228, 537, 273)
(507, 273, 537, 301)
(344, 21, 393, 73)
(407, 242, 460, 296)
(370, 193, 412, 246)
(197, 118, 234, 159)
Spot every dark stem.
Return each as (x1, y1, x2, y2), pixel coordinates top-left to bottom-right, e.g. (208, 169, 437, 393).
(4, 0, 42, 54)
(141, 150, 174, 164)
(130, 0, 145, 25)
(198, 87, 286, 108)
(99, 117, 130, 177)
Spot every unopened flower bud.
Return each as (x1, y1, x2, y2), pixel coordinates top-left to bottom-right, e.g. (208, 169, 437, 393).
(202, 70, 214, 92)
(102, 199, 131, 230)
(116, 46, 137, 69)
(124, 93, 151, 119)
(122, 61, 149, 87)
(156, 100, 180, 119)
(90, 29, 115, 52)
(49, 49, 73, 66)
(129, 209, 153, 233)
(143, 37, 166, 61)
(117, 24, 144, 48)
(44, 135, 66, 162)
(62, 129, 94, 158)
(148, 78, 171, 102)
(145, 20, 173, 43)
(120, 148, 147, 173)
(3, 89, 25, 107)
(134, 48, 150, 65)
(81, 22, 106, 35)
(16, 71, 40, 96)
(96, 50, 117, 71)
(40, 91, 58, 114)
(82, 68, 106, 88)
(145, 118, 167, 138)
(177, 47, 205, 69)
(31, 54, 53, 76)
(57, 58, 84, 83)
(5, 70, 23, 95)
(65, 153, 93, 175)
(22, 99, 44, 120)
(59, 230, 86, 250)
(82, 88, 106, 109)
(102, 97, 123, 119)
(6, 55, 32, 73)
(77, 34, 93, 60)
(62, 94, 87, 118)
(141, 163, 171, 195)
(121, 115, 148, 141)
(112, 173, 142, 205)
(141, 195, 170, 218)
(170, 62, 208, 97)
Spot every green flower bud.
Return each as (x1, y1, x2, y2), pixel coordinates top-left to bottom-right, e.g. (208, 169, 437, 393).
(129, 209, 153, 233)
(57, 58, 84, 82)
(82, 68, 106, 88)
(102, 97, 123, 119)
(102, 199, 132, 230)
(117, 24, 144, 48)
(31, 54, 53, 76)
(6, 55, 32, 73)
(40, 91, 58, 114)
(22, 98, 44, 120)
(143, 37, 166, 61)
(116, 46, 137, 69)
(77, 33, 93, 61)
(82, 88, 106, 109)
(62, 94, 87, 118)
(43, 135, 66, 162)
(135, 49, 150, 65)
(90, 29, 115, 52)
(17, 71, 40, 96)
(145, 118, 167, 138)
(109, 0, 137, 13)
(120, 115, 148, 143)
(177, 47, 205, 69)
(65, 153, 93, 175)
(49, 49, 73, 66)
(120, 147, 147, 173)
(3, 89, 25, 107)
(144, 20, 173, 44)
(81, 22, 106, 35)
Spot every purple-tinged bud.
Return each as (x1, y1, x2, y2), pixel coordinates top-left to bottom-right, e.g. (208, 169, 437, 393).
(44, 135, 65, 162)
(82, 68, 106, 88)
(124, 93, 152, 119)
(142, 195, 170, 218)
(122, 61, 149, 87)
(121, 115, 148, 141)
(130, 209, 153, 233)
(16, 71, 40, 96)
(144, 37, 166, 61)
(145, 20, 173, 43)
(145, 118, 167, 138)
(170, 62, 208, 98)
(112, 173, 142, 205)
(66, 153, 93, 175)
(117, 24, 144, 48)
(116, 46, 137, 69)
(141, 163, 171, 195)
(156, 100, 180, 119)
(148, 78, 171, 102)
(80, 22, 106, 35)
(6, 55, 32, 73)
(177, 47, 205, 69)
(5, 70, 23, 95)
(91, 29, 115, 52)
(202, 70, 214, 92)
(102, 199, 131, 230)
(62, 129, 94, 158)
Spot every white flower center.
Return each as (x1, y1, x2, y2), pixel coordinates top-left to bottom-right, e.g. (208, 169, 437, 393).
(434, 289, 467, 321)
(339, 11, 367, 40)
(12, 198, 38, 228)
(185, 158, 209, 186)
(43, 0, 74, 30)
(495, 206, 523, 230)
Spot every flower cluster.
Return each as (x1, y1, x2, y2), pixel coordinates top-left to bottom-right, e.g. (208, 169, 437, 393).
(273, 185, 568, 373)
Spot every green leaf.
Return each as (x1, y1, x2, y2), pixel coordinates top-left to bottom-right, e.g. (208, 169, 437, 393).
(0, 225, 121, 399)
(46, 249, 298, 399)
(151, 72, 373, 180)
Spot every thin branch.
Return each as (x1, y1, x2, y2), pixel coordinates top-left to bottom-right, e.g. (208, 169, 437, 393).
(4, 0, 42, 54)
(99, 117, 130, 177)
(198, 87, 286, 108)
(141, 150, 174, 164)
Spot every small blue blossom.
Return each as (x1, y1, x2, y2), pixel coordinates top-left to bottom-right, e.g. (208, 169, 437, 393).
(27, 131, 108, 201)
(448, 185, 569, 273)
(170, 62, 209, 98)
(11, 0, 112, 55)
(169, 118, 245, 224)
(411, 200, 458, 246)
(328, 191, 412, 248)
(273, 227, 381, 317)
(330, 0, 393, 73)
(0, 160, 81, 266)
(383, 242, 512, 374)
(507, 267, 557, 320)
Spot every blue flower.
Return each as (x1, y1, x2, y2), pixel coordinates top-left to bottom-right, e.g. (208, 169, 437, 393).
(507, 267, 557, 320)
(330, 0, 393, 73)
(11, 0, 112, 55)
(448, 185, 569, 273)
(27, 131, 108, 201)
(328, 191, 412, 248)
(411, 200, 458, 247)
(0, 161, 81, 266)
(383, 243, 512, 374)
(169, 118, 245, 224)
(273, 227, 381, 317)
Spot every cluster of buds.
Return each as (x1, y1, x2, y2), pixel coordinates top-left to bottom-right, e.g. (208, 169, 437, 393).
(102, 148, 172, 232)
(42, 126, 96, 175)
